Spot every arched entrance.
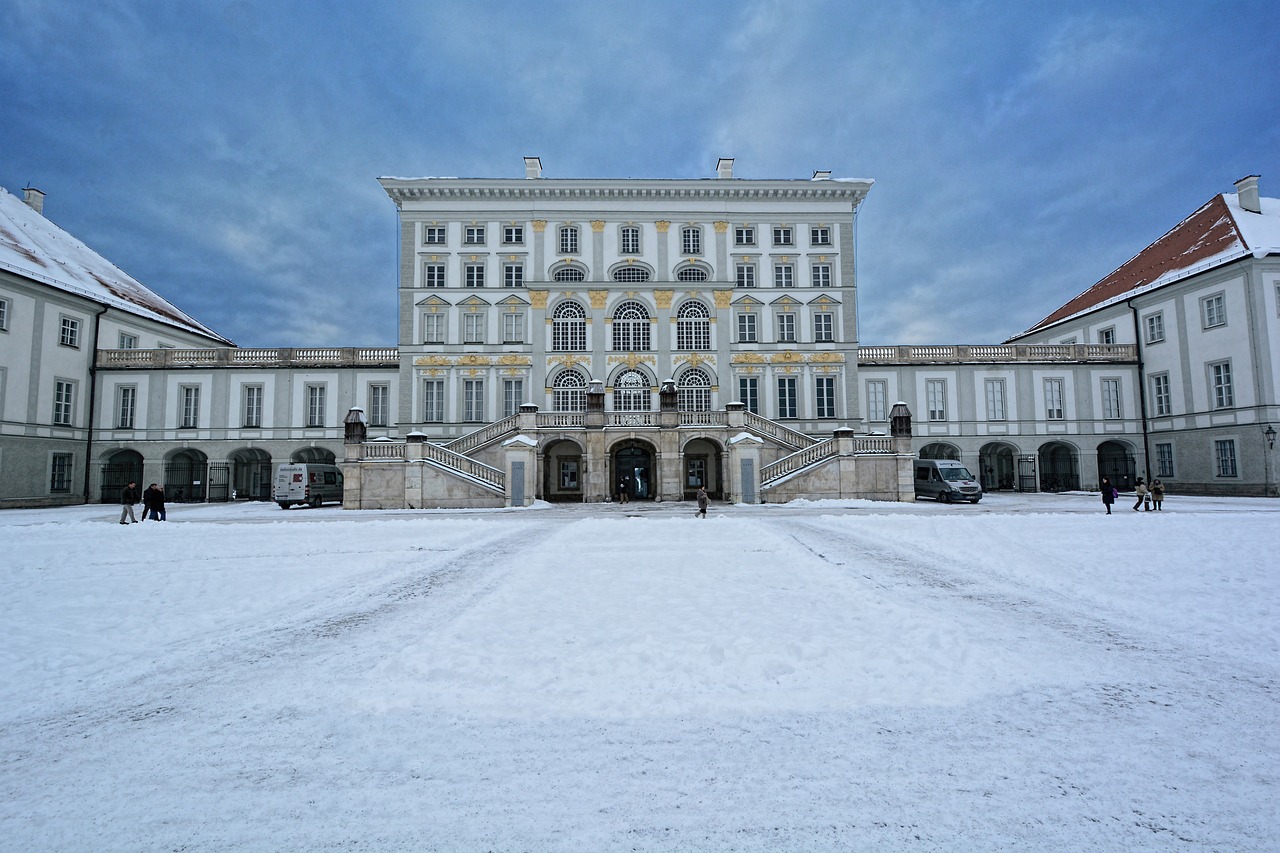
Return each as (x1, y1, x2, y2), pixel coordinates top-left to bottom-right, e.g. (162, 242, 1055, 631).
(682, 437, 724, 500)
(542, 438, 584, 502)
(919, 442, 960, 461)
(164, 448, 208, 502)
(100, 449, 143, 503)
(1039, 442, 1079, 492)
(978, 442, 1017, 491)
(291, 446, 336, 464)
(612, 439, 656, 501)
(229, 447, 273, 501)
(1097, 441, 1137, 491)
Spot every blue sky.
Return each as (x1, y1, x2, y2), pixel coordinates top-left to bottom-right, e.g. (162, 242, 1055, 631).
(3, 1, 1277, 347)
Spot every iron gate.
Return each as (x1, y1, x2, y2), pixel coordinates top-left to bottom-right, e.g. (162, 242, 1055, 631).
(100, 463, 142, 503)
(1017, 455, 1037, 492)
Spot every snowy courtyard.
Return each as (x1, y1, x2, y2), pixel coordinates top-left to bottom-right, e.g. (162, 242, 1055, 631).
(1, 493, 1277, 851)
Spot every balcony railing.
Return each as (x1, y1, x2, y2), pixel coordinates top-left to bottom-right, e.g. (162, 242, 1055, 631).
(98, 347, 401, 369)
(855, 344, 1137, 364)
(743, 411, 819, 450)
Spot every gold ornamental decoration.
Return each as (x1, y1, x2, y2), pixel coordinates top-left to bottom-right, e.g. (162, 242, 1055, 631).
(713, 221, 729, 233)
(654, 290, 674, 309)
(731, 353, 767, 364)
(531, 220, 547, 232)
(712, 290, 733, 309)
(655, 220, 671, 233)
(588, 290, 608, 309)
(771, 350, 804, 364)
(456, 354, 492, 366)
(496, 354, 532, 365)
(591, 220, 605, 232)
(548, 353, 591, 370)
(607, 353, 656, 369)
(415, 355, 451, 366)
(808, 352, 846, 363)
(528, 290, 549, 309)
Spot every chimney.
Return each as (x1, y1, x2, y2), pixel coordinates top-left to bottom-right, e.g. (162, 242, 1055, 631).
(524, 156, 543, 179)
(22, 187, 45, 215)
(716, 158, 734, 179)
(812, 170, 832, 181)
(1234, 175, 1261, 214)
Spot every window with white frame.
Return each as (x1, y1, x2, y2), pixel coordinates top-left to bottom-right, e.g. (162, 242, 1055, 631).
(463, 312, 485, 344)
(422, 312, 445, 343)
(613, 266, 651, 282)
(179, 384, 200, 428)
(811, 264, 832, 287)
(1151, 373, 1171, 416)
(1215, 439, 1237, 477)
(775, 311, 796, 343)
(1210, 361, 1234, 409)
(552, 301, 587, 351)
(739, 376, 759, 414)
(815, 376, 836, 418)
(424, 264, 446, 288)
(463, 379, 484, 421)
(118, 332, 138, 349)
(620, 226, 641, 255)
(737, 312, 758, 343)
(926, 379, 947, 421)
(503, 263, 524, 288)
(678, 369, 712, 412)
(1044, 377, 1064, 420)
(676, 301, 711, 350)
(985, 378, 1007, 420)
(553, 267, 585, 282)
(559, 225, 579, 254)
(810, 226, 831, 246)
(1202, 293, 1226, 328)
(866, 379, 887, 421)
(735, 263, 757, 288)
(553, 370, 586, 412)
(464, 225, 485, 245)
(676, 267, 708, 282)
(1097, 327, 1116, 345)
(502, 379, 524, 417)
(612, 301, 651, 351)
(368, 383, 389, 427)
(813, 312, 834, 342)
(50, 453, 73, 493)
(243, 384, 263, 427)
(772, 226, 793, 246)
(53, 379, 75, 426)
(1101, 377, 1122, 419)
(116, 385, 136, 429)
(464, 264, 485, 288)
(0, 297, 9, 330)
(59, 316, 80, 348)
(734, 226, 755, 246)
(613, 370, 650, 411)
(503, 225, 524, 244)
(1144, 312, 1165, 343)
(422, 379, 445, 422)
(681, 226, 702, 255)
(777, 376, 798, 418)
(306, 384, 326, 427)
(774, 264, 794, 288)
(503, 311, 524, 343)
(1156, 442, 1174, 477)
(423, 225, 446, 244)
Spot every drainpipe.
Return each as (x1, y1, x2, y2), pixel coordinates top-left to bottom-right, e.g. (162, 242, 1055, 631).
(83, 301, 110, 502)
(1128, 300, 1151, 481)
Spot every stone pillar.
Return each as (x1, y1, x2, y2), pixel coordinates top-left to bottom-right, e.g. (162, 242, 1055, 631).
(586, 380, 605, 430)
(518, 402, 539, 432)
(659, 379, 679, 429)
(585, 429, 610, 502)
(725, 401, 746, 430)
(341, 407, 367, 509)
(888, 401, 914, 502)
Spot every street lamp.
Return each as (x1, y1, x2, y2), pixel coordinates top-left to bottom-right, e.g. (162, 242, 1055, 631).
(1266, 425, 1278, 499)
(1266, 424, 1277, 450)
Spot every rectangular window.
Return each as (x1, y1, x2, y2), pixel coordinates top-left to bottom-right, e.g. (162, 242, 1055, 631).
(503, 311, 524, 343)
(811, 264, 832, 287)
(503, 379, 524, 418)
(50, 453, 73, 493)
(503, 225, 524, 244)
(0, 297, 8, 331)
(777, 376, 798, 418)
(118, 332, 138, 349)
(423, 225, 446, 244)
(734, 226, 755, 246)
(422, 379, 445, 422)
(1097, 327, 1116, 345)
(1151, 373, 1171, 416)
(810, 226, 831, 245)
(1202, 293, 1226, 328)
(306, 384, 326, 427)
(1156, 442, 1174, 478)
(866, 380, 887, 421)
(559, 226, 579, 254)
(735, 263, 757, 288)
(739, 376, 759, 414)
(60, 316, 80, 348)
(815, 376, 836, 418)
(1210, 361, 1234, 409)
(737, 312, 758, 343)
(1215, 439, 1238, 477)
(772, 226, 793, 246)
(620, 226, 641, 255)
(422, 312, 445, 344)
(464, 225, 485, 245)
(464, 264, 485, 288)
(116, 385, 136, 429)
(243, 384, 263, 427)
(774, 264, 794, 288)
(503, 264, 524, 288)
(1044, 378, 1064, 420)
(813, 312, 834, 342)
(776, 312, 796, 343)
(53, 379, 75, 426)
(1101, 378, 1122, 419)
(463, 312, 485, 344)
(464, 379, 484, 422)
(180, 384, 200, 428)
(1144, 312, 1165, 343)
(424, 264, 446, 288)
(926, 379, 947, 421)
(368, 383, 389, 427)
(682, 227, 702, 255)
(985, 379, 1007, 421)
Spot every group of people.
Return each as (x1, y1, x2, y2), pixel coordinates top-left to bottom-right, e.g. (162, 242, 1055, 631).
(1100, 477, 1165, 515)
(119, 481, 168, 524)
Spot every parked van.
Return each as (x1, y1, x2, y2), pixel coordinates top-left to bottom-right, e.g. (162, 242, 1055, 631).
(273, 463, 344, 509)
(913, 459, 982, 503)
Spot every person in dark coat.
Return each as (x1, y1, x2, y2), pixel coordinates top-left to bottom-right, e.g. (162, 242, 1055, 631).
(120, 481, 139, 525)
(1101, 477, 1116, 515)
(142, 483, 167, 521)
(618, 476, 630, 504)
(696, 486, 709, 518)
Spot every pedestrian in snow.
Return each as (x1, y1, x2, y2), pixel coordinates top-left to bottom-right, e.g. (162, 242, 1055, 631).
(1101, 478, 1116, 515)
(618, 477, 630, 504)
(1150, 478, 1165, 511)
(1133, 478, 1148, 511)
(119, 481, 139, 525)
(696, 486, 709, 518)
(143, 483, 167, 521)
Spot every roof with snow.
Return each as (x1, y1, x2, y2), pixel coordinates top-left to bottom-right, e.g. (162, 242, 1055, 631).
(0, 187, 233, 345)
(1020, 190, 1280, 336)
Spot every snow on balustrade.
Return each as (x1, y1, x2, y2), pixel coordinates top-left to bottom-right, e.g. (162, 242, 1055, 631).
(361, 442, 406, 459)
(760, 438, 837, 483)
(444, 415, 518, 453)
(852, 435, 895, 453)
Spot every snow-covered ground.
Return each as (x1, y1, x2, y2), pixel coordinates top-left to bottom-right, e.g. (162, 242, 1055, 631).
(2, 493, 1277, 851)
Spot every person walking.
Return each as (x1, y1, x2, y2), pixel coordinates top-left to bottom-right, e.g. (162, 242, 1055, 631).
(144, 483, 167, 521)
(1101, 477, 1116, 515)
(696, 485, 709, 518)
(1150, 478, 1165, 511)
(119, 481, 139, 525)
(1133, 478, 1148, 511)
(618, 476, 630, 504)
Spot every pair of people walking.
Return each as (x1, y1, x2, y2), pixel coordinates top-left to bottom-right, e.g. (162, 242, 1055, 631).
(141, 483, 167, 521)
(1101, 477, 1166, 514)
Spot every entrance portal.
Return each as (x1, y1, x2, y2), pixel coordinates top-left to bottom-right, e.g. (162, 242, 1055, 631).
(614, 443, 654, 501)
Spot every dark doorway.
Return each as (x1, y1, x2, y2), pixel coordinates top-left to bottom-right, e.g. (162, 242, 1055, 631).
(100, 450, 144, 503)
(614, 443, 654, 501)
(1097, 441, 1136, 491)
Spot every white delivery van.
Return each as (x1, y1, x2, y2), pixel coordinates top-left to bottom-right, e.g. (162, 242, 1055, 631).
(913, 459, 983, 503)
(273, 463, 344, 509)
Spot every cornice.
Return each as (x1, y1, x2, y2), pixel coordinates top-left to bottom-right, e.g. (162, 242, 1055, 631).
(379, 178, 873, 206)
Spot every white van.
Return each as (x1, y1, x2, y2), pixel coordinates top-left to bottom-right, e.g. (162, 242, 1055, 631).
(913, 459, 982, 503)
(273, 463, 344, 509)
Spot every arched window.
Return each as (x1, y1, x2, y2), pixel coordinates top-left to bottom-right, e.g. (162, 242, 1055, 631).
(612, 266, 651, 283)
(613, 369, 651, 412)
(552, 301, 587, 352)
(676, 301, 711, 351)
(553, 369, 587, 412)
(553, 267, 585, 282)
(678, 368, 712, 412)
(612, 300, 651, 351)
(676, 267, 709, 282)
